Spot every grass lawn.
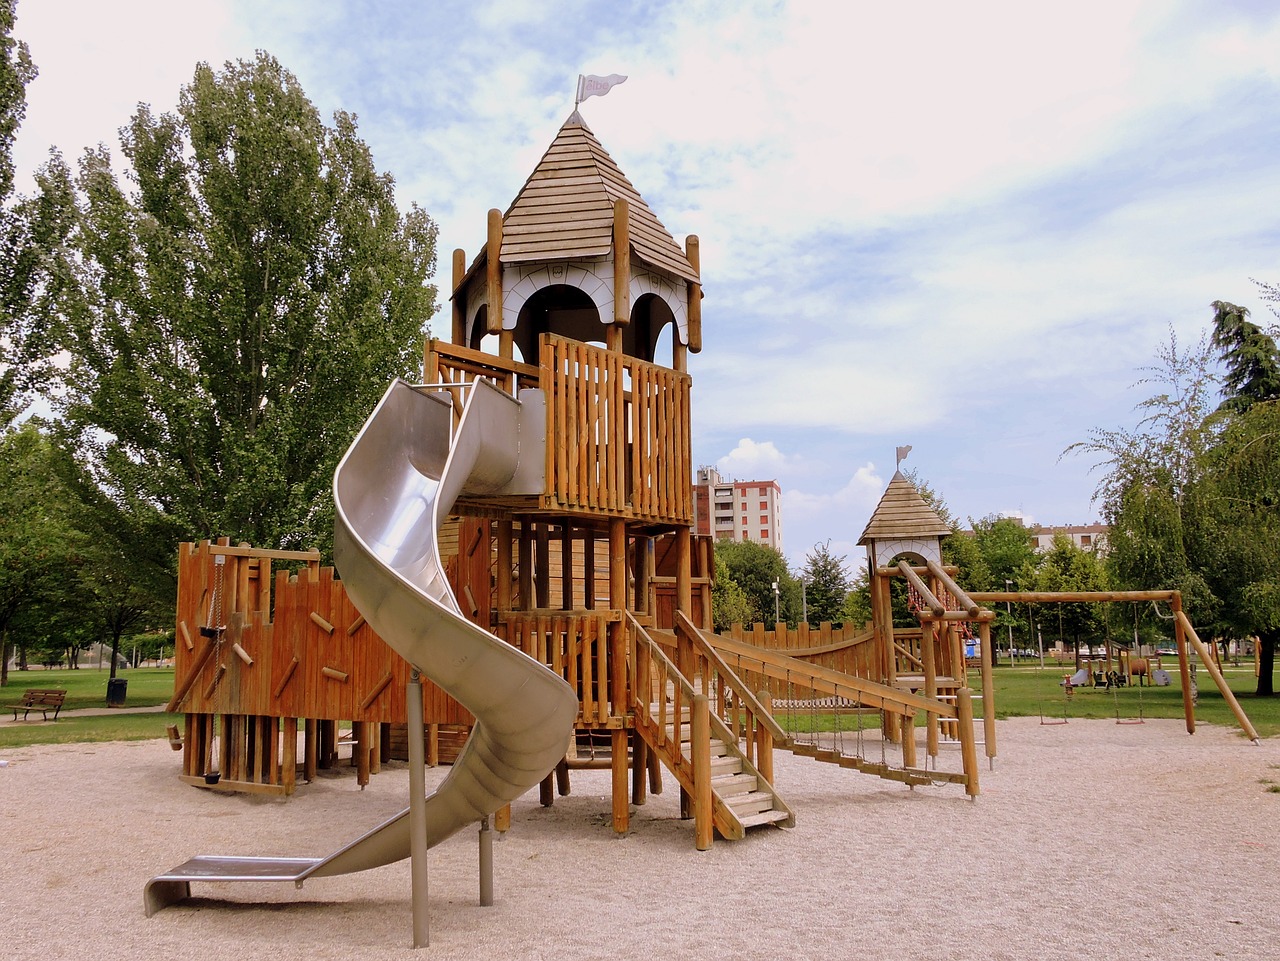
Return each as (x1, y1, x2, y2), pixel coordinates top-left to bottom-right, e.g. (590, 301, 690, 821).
(2, 664, 1276, 750)
(0, 667, 180, 749)
(987, 663, 1280, 737)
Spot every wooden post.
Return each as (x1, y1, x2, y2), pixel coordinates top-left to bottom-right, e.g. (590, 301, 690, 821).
(611, 728, 629, 834)
(1171, 593, 1196, 734)
(676, 526, 692, 616)
(560, 525, 574, 610)
(685, 235, 702, 354)
(282, 717, 297, 794)
(613, 198, 631, 329)
(901, 709, 917, 768)
(451, 247, 467, 345)
(955, 687, 980, 799)
(755, 689, 774, 786)
(518, 522, 533, 611)
(631, 731, 647, 805)
(496, 520, 513, 612)
(978, 620, 997, 764)
(354, 720, 370, 788)
(303, 719, 317, 781)
(1176, 610, 1259, 741)
(921, 619, 940, 758)
(486, 208, 505, 351)
(692, 694, 712, 851)
(535, 524, 550, 608)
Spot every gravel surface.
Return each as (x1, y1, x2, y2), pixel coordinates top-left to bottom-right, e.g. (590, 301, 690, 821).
(2, 717, 1278, 960)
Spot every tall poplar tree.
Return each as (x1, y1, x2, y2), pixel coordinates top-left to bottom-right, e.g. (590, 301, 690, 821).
(51, 52, 437, 554)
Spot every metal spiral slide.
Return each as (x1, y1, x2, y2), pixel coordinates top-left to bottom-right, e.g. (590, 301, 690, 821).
(145, 379, 577, 916)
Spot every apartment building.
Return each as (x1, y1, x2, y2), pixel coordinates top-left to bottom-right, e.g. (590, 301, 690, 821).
(1031, 522, 1108, 554)
(693, 466, 783, 552)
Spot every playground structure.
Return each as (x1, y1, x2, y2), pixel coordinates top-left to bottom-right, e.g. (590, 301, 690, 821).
(147, 111, 1268, 934)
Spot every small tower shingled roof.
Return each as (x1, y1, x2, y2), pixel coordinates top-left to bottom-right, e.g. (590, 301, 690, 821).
(857, 471, 953, 546)
(497, 111, 699, 283)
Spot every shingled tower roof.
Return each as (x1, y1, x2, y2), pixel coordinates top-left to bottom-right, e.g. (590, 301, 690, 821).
(498, 111, 698, 283)
(857, 471, 953, 546)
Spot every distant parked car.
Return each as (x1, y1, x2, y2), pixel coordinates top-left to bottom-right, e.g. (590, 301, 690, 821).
(1156, 648, 1176, 656)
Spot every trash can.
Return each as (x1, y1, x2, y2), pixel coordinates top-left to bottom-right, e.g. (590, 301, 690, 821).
(106, 677, 128, 708)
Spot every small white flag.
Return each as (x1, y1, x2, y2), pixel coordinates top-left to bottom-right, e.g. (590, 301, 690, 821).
(896, 445, 912, 467)
(576, 73, 627, 105)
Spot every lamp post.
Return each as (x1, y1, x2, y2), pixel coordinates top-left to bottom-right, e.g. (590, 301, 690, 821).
(772, 579, 780, 628)
(1005, 579, 1015, 666)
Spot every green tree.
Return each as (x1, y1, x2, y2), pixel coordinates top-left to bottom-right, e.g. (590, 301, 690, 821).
(713, 539, 795, 627)
(1067, 328, 1220, 618)
(841, 565, 874, 628)
(1029, 534, 1109, 652)
(0, 422, 83, 686)
(798, 540, 853, 625)
(0, 0, 69, 424)
(49, 52, 438, 555)
(47, 432, 175, 680)
(1210, 299, 1280, 413)
(1201, 292, 1280, 694)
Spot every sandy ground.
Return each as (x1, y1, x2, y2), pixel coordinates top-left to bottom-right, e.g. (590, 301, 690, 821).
(2, 718, 1278, 961)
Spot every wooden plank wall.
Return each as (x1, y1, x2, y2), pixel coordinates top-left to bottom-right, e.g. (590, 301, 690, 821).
(172, 541, 472, 727)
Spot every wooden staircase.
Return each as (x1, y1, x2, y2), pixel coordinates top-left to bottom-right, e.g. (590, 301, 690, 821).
(629, 613, 793, 847)
(653, 704, 794, 839)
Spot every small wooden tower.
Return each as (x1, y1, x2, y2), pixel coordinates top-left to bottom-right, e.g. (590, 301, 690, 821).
(858, 470, 955, 738)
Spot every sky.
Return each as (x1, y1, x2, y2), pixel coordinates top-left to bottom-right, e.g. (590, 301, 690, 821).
(11, 0, 1280, 570)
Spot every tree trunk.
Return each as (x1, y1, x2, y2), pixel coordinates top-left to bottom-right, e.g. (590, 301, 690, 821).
(1257, 630, 1277, 697)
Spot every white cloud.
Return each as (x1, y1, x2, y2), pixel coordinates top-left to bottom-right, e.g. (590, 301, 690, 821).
(715, 438, 792, 480)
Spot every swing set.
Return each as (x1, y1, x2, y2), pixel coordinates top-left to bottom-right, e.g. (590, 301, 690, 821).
(966, 588, 1260, 743)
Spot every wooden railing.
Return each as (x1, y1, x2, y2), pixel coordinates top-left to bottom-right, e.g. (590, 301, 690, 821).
(541, 334, 692, 524)
(628, 612, 713, 848)
(498, 610, 624, 726)
(673, 611, 787, 782)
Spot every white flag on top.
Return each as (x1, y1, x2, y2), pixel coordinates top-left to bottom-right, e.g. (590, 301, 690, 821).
(576, 73, 627, 105)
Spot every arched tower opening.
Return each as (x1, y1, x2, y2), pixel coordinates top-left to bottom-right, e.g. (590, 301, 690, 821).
(513, 284, 603, 365)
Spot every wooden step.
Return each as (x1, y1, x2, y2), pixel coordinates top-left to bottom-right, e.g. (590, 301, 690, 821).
(725, 790, 778, 817)
(738, 808, 792, 829)
(711, 772, 758, 797)
(710, 755, 742, 777)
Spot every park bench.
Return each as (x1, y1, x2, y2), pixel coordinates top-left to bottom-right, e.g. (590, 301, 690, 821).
(7, 689, 68, 721)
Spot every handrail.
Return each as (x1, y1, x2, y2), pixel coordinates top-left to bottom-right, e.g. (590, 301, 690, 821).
(626, 611, 712, 848)
(897, 560, 945, 616)
(925, 559, 981, 618)
(674, 611, 788, 745)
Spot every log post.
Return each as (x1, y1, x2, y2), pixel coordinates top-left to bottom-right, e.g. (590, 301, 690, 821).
(755, 688, 775, 786)
(956, 686, 980, 799)
(1171, 593, 1196, 734)
(921, 619, 940, 758)
(451, 247, 466, 345)
(692, 694, 712, 851)
(1176, 610, 1259, 742)
(978, 620, 997, 765)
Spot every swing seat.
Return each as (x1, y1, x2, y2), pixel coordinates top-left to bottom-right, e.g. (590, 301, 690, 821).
(166, 724, 184, 751)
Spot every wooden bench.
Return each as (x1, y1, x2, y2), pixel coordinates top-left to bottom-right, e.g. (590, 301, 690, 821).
(7, 689, 68, 721)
